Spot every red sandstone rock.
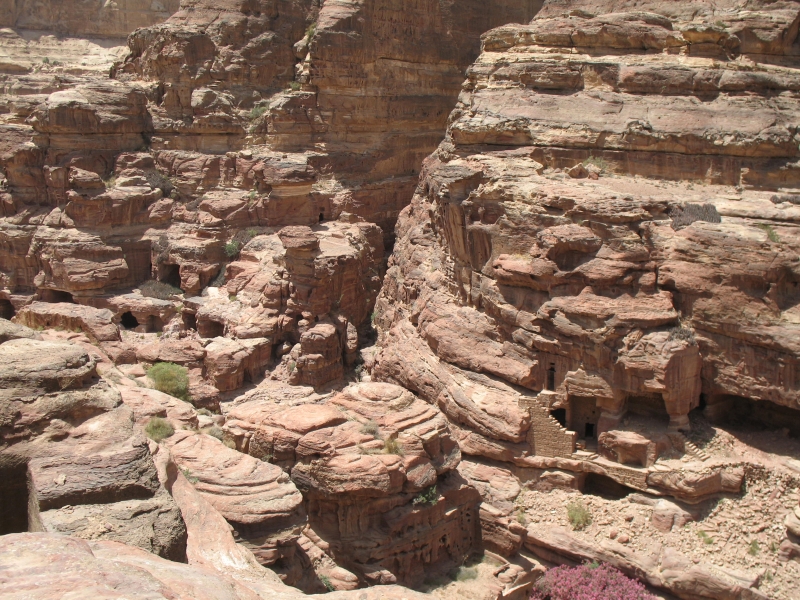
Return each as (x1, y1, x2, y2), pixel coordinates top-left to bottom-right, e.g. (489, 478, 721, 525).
(166, 430, 306, 568)
(223, 381, 476, 586)
(15, 301, 120, 343)
(599, 430, 671, 468)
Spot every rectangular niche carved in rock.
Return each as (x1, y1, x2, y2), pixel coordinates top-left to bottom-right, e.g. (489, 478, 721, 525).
(0, 458, 39, 535)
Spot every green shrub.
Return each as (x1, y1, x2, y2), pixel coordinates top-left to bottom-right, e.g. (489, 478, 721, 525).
(756, 223, 780, 243)
(413, 485, 438, 506)
(224, 240, 241, 259)
(453, 566, 478, 581)
(319, 574, 334, 592)
(567, 500, 592, 530)
(305, 22, 317, 41)
(697, 530, 714, 545)
(582, 156, 610, 172)
(147, 362, 190, 401)
(197, 408, 213, 416)
(203, 425, 224, 441)
(288, 81, 301, 91)
(249, 105, 267, 120)
(141, 279, 183, 299)
(748, 540, 760, 556)
(668, 326, 696, 346)
(145, 417, 174, 442)
(181, 467, 199, 484)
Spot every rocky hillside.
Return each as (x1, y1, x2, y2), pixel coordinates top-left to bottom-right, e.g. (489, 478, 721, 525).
(1, 0, 800, 599)
(373, 0, 800, 597)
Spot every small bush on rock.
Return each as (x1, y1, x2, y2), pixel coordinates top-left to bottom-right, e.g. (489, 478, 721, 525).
(249, 105, 267, 120)
(567, 500, 592, 530)
(530, 563, 655, 600)
(413, 485, 438, 506)
(360, 419, 380, 438)
(319, 573, 335, 592)
(668, 326, 696, 346)
(141, 280, 183, 299)
(145, 417, 174, 443)
(454, 566, 478, 581)
(147, 362, 190, 401)
(203, 425, 224, 441)
(224, 240, 241, 259)
(756, 223, 780, 243)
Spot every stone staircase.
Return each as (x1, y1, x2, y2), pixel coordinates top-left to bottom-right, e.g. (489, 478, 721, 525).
(669, 432, 710, 462)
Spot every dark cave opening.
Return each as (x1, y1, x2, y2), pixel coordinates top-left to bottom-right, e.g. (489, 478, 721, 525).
(147, 315, 165, 333)
(584, 473, 635, 500)
(158, 263, 181, 288)
(120, 311, 139, 329)
(550, 408, 567, 427)
(39, 289, 75, 303)
(707, 395, 800, 437)
(0, 460, 31, 535)
(182, 312, 197, 330)
(546, 363, 556, 391)
(0, 298, 15, 319)
(199, 319, 225, 339)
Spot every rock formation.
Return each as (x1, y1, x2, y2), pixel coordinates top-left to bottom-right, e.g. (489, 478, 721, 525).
(2, 0, 800, 599)
(0, 322, 187, 559)
(371, 0, 800, 597)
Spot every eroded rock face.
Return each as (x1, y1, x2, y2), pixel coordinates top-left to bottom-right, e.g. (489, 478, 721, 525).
(0, 325, 186, 558)
(0, 0, 180, 38)
(0, 532, 431, 600)
(224, 381, 479, 586)
(374, 0, 800, 472)
(2, 0, 800, 597)
(166, 430, 306, 573)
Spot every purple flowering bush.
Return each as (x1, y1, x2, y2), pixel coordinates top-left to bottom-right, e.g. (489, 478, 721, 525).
(531, 563, 656, 600)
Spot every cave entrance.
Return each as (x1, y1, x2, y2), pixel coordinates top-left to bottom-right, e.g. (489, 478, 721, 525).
(182, 312, 197, 331)
(120, 311, 139, 329)
(0, 460, 32, 534)
(158, 263, 181, 288)
(198, 318, 224, 339)
(0, 299, 15, 319)
(626, 394, 670, 423)
(550, 408, 567, 428)
(584, 473, 635, 500)
(39, 289, 74, 303)
(569, 396, 598, 441)
(707, 395, 800, 437)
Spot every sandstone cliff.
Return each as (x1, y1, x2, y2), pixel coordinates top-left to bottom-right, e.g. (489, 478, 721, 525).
(372, 0, 800, 597)
(2, 0, 800, 599)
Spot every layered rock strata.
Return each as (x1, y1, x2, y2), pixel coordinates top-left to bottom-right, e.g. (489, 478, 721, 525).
(370, 1, 800, 597)
(223, 381, 479, 586)
(0, 0, 544, 395)
(0, 323, 186, 559)
(375, 0, 800, 470)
